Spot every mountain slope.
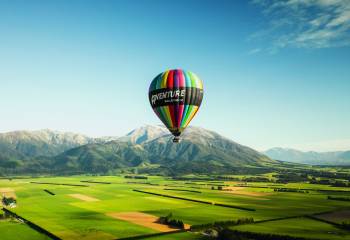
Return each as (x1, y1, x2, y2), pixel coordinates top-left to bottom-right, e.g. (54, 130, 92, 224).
(144, 126, 273, 166)
(49, 126, 275, 174)
(339, 151, 350, 160)
(118, 125, 169, 144)
(264, 147, 350, 165)
(0, 129, 117, 160)
(52, 141, 149, 173)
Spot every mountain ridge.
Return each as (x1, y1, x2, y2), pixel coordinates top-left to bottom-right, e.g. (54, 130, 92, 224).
(0, 126, 275, 174)
(264, 147, 350, 165)
(0, 129, 118, 161)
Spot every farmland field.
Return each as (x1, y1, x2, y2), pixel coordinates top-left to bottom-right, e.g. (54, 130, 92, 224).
(0, 219, 51, 240)
(231, 217, 350, 240)
(1, 175, 350, 239)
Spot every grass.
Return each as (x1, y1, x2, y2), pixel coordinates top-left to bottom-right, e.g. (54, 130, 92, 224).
(0, 219, 51, 240)
(144, 231, 207, 240)
(231, 217, 350, 240)
(1, 175, 350, 239)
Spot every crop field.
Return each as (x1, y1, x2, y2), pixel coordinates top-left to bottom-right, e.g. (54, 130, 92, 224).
(1, 175, 350, 239)
(231, 217, 350, 240)
(0, 219, 51, 240)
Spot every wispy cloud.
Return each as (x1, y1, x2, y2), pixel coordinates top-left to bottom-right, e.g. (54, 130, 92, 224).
(251, 0, 350, 51)
(247, 48, 262, 55)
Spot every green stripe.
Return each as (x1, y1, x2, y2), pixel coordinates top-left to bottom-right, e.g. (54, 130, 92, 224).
(181, 105, 194, 127)
(189, 72, 197, 88)
(180, 105, 190, 128)
(158, 106, 172, 128)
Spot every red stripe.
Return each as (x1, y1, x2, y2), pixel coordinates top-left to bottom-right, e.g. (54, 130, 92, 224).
(178, 69, 185, 87)
(168, 105, 175, 128)
(177, 104, 184, 128)
(174, 69, 179, 88)
(167, 70, 174, 89)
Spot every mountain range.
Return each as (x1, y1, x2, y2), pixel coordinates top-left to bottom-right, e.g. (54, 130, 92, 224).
(1, 126, 349, 175)
(0, 129, 117, 158)
(0, 126, 275, 175)
(263, 147, 350, 165)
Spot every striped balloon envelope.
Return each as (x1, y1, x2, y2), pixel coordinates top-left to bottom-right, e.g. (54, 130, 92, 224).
(148, 69, 204, 142)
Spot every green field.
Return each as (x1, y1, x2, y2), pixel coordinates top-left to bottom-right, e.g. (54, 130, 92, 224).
(0, 219, 50, 240)
(1, 175, 350, 239)
(231, 217, 350, 240)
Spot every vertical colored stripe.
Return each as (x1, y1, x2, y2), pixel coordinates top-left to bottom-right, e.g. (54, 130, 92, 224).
(167, 104, 175, 128)
(184, 70, 192, 87)
(180, 104, 189, 128)
(180, 71, 191, 128)
(159, 106, 172, 128)
(150, 73, 161, 91)
(174, 70, 179, 88)
(161, 70, 169, 88)
(178, 69, 185, 87)
(182, 105, 193, 127)
(163, 106, 173, 128)
(167, 70, 174, 89)
(154, 107, 168, 128)
(173, 70, 179, 127)
(184, 105, 199, 128)
(156, 73, 163, 89)
(193, 72, 203, 89)
(167, 70, 175, 127)
(189, 72, 197, 88)
(177, 104, 184, 128)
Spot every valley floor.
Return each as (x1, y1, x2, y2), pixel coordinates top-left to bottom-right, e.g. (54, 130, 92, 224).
(1, 175, 350, 239)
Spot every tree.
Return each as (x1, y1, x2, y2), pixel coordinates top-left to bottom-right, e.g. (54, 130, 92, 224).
(2, 196, 16, 207)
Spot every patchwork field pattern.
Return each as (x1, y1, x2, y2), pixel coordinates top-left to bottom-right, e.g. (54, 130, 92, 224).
(68, 194, 100, 202)
(316, 209, 350, 223)
(232, 217, 350, 240)
(107, 211, 189, 232)
(0, 175, 350, 239)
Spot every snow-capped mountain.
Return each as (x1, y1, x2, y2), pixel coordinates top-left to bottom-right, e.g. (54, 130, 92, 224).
(0, 125, 276, 174)
(0, 129, 116, 158)
(118, 125, 169, 144)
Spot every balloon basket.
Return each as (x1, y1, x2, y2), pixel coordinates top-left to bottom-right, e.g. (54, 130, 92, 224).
(172, 136, 180, 143)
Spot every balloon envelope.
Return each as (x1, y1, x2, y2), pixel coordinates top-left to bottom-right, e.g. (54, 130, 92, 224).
(148, 69, 204, 141)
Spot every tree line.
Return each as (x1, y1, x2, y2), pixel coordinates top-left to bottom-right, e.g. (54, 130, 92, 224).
(157, 213, 184, 229)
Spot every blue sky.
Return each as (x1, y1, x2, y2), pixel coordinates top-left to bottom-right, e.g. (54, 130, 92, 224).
(0, 0, 349, 151)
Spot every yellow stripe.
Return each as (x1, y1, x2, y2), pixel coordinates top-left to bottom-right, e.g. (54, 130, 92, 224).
(161, 70, 169, 88)
(163, 106, 173, 128)
(184, 105, 199, 128)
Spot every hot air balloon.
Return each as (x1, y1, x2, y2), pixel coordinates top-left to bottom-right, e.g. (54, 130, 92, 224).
(148, 69, 204, 142)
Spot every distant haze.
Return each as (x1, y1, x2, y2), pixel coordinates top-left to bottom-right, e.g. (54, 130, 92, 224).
(264, 147, 350, 165)
(264, 139, 350, 153)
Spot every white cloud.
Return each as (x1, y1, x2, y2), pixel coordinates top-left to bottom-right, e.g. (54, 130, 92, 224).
(251, 0, 350, 50)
